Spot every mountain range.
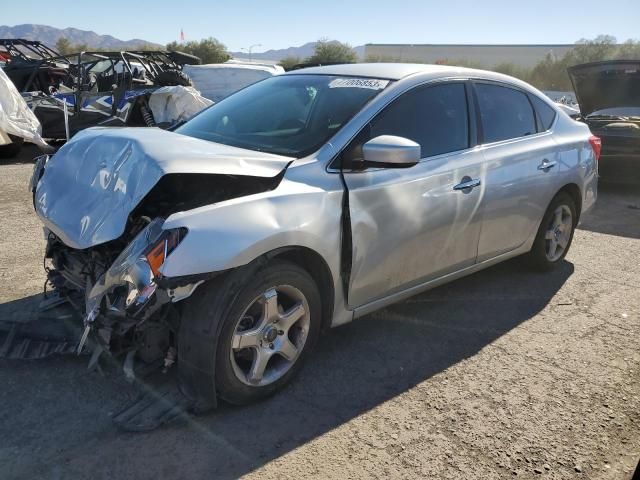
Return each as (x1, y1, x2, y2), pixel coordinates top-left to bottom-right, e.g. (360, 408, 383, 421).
(230, 42, 365, 61)
(0, 24, 163, 50)
(0, 24, 365, 61)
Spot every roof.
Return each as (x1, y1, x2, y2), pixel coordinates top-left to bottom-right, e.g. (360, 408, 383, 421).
(285, 63, 474, 80)
(284, 63, 551, 103)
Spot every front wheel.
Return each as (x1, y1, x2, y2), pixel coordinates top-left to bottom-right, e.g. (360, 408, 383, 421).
(525, 192, 577, 270)
(179, 260, 321, 406)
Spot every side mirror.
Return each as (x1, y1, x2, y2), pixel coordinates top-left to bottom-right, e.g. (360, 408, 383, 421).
(361, 135, 421, 168)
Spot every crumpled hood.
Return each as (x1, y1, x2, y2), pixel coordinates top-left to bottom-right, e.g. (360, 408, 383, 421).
(35, 127, 292, 249)
(568, 60, 640, 117)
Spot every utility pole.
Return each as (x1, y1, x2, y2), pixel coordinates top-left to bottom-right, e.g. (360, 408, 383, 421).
(241, 44, 262, 62)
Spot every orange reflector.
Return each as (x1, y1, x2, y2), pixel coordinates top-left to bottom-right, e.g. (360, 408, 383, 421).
(146, 240, 166, 277)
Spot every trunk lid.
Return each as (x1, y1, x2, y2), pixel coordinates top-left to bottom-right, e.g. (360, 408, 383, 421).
(34, 127, 292, 249)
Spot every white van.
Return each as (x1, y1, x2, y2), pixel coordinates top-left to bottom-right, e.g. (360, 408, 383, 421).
(183, 61, 284, 102)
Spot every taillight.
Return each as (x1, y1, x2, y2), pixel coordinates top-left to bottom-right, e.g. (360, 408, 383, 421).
(589, 135, 602, 161)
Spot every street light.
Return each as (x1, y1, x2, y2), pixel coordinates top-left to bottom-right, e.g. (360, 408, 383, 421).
(241, 44, 262, 62)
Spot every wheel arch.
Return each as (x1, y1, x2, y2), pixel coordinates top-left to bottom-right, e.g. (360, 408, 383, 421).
(264, 246, 336, 333)
(556, 183, 582, 221)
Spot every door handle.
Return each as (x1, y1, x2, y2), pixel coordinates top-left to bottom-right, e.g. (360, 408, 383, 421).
(537, 159, 557, 172)
(453, 177, 481, 192)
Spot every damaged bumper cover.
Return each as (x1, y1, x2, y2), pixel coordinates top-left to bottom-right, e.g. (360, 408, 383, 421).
(78, 218, 203, 351)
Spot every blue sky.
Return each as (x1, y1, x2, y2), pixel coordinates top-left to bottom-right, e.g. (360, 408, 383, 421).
(3, 0, 639, 52)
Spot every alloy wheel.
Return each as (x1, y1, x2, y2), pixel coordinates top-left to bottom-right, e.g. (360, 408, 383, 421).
(545, 204, 573, 261)
(229, 285, 310, 387)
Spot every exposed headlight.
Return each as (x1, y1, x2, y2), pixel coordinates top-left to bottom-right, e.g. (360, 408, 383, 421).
(144, 227, 188, 278)
(85, 218, 188, 317)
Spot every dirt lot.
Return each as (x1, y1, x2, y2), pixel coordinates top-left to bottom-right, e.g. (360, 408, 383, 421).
(0, 145, 638, 480)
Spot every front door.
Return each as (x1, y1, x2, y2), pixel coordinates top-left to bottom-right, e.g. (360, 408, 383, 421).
(342, 81, 486, 308)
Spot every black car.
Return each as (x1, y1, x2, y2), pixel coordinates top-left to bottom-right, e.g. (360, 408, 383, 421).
(569, 60, 640, 184)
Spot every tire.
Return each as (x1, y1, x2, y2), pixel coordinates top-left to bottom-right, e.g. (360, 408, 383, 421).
(154, 70, 193, 87)
(525, 192, 577, 271)
(0, 135, 24, 159)
(178, 260, 321, 407)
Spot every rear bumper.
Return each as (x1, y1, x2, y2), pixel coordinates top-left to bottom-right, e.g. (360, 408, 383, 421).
(591, 129, 640, 184)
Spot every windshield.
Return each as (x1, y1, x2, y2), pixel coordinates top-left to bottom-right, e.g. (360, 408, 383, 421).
(588, 107, 640, 119)
(175, 74, 390, 157)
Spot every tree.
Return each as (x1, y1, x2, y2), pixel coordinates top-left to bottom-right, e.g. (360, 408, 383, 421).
(566, 35, 618, 65)
(166, 37, 230, 64)
(492, 62, 529, 80)
(279, 56, 301, 71)
(55, 37, 72, 55)
(528, 53, 570, 90)
(306, 39, 357, 64)
(527, 35, 638, 90)
(617, 39, 640, 59)
(135, 43, 160, 52)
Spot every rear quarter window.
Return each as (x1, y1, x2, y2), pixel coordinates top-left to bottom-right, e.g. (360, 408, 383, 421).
(529, 95, 557, 131)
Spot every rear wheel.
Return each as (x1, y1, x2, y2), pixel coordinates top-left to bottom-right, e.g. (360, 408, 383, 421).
(526, 192, 577, 270)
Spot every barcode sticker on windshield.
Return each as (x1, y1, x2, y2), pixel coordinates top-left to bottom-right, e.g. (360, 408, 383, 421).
(329, 78, 389, 90)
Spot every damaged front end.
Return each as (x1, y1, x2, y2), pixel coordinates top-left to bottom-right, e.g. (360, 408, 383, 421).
(32, 127, 287, 362)
(39, 214, 207, 378)
(2, 127, 291, 428)
(59, 218, 191, 360)
(34, 214, 215, 431)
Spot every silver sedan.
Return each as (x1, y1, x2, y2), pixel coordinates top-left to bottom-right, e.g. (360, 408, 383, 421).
(34, 63, 598, 411)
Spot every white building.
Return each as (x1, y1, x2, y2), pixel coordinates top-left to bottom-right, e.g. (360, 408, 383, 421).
(364, 44, 576, 68)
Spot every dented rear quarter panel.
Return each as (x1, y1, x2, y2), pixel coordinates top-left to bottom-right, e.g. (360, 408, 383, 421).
(552, 113, 599, 216)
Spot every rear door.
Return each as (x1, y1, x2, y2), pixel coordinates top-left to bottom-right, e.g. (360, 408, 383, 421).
(473, 82, 560, 261)
(343, 81, 486, 307)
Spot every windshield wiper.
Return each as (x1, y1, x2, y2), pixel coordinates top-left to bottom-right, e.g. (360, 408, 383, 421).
(168, 119, 187, 131)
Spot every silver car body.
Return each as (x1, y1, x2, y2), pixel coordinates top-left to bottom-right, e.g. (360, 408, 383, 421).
(35, 63, 598, 328)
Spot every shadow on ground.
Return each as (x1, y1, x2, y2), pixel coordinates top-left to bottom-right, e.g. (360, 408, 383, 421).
(0, 258, 574, 479)
(0, 143, 47, 166)
(578, 182, 640, 239)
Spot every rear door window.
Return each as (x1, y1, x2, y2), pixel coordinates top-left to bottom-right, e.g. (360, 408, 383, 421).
(475, 83, 537, 143)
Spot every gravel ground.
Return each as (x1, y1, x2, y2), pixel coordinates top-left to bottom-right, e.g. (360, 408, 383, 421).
(0, 146, 638, 480)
